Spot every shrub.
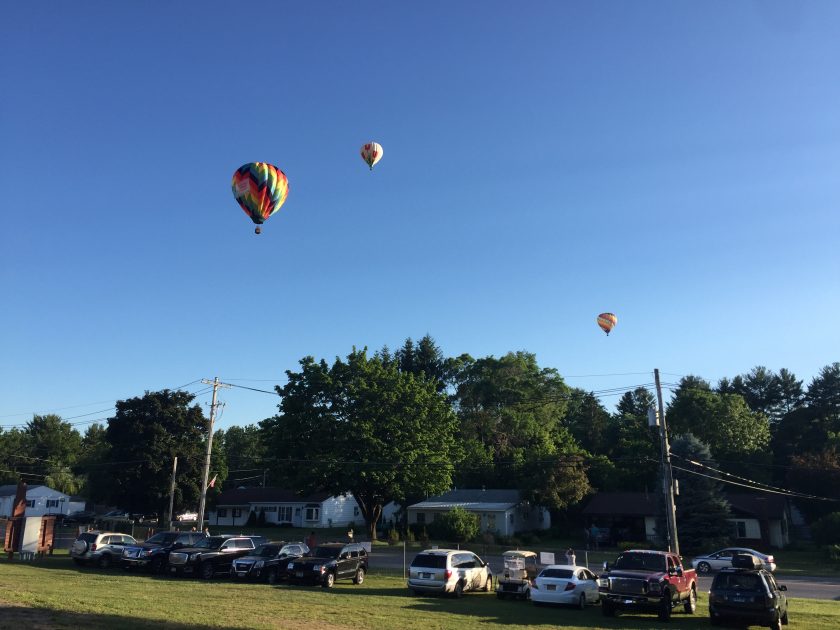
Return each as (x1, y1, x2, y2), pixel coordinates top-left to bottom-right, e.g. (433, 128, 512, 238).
(257, 508, 266, 527)
(246, 510, 257, 527)
(427, 508, 479, 543)
(388, 528, 400, 545)
(826, 544, 840, 563)
(407, 528, 416, 543)
(811, 512, 840, 546)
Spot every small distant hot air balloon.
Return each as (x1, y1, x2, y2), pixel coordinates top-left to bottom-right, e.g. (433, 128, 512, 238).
(597, 312, 618, 335)
(360, 142, 383, 170)
(231, 162, 289, 234)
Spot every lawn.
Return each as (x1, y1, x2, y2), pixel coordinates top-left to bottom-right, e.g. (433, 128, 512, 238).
(1, 556, 839, 630)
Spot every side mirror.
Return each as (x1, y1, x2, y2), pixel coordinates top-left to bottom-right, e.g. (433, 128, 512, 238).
(676, 567, 683, 577)
(602, 562, 611, 572)
(779, 585, 787, 591)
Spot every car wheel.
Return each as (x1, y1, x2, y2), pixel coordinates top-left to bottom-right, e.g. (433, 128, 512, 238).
(150, 557, 164, 574)
(353, 568, 365, 585)
(781, 610, 789, 625)
(73, 558, 85, 566)
(322, 572, 335, 588)
(696, 561, 711, 574)
(602, 601, 615, 617)
(683, 586, 697, 614)
(200, 562, 214, 580)
(578, 593, 586, 610)
(770, 614, 783, 630)
(454, 581, 464, 598)
(484, 576, 492, 592)
(658, 593, 672, 621)
(267, 568, 279, 585)
(98, 554, 112, 569)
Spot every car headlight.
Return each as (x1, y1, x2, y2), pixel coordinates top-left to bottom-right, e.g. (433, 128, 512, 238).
(190, 553, 201, 560)
(648, 580, 661, 594)
(254, 560, 264, 569)
(144, 550, 154, 556)
(122, 550, 130, 557)
(598, 578, 609, 588)
(313, 564, 322, 572)
(287, 562, 295, 570)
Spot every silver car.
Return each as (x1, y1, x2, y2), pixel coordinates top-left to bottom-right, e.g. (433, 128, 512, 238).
(407, 549, 493, 597)
(71, 531, 137, 568)
(691, 547, 776, 573)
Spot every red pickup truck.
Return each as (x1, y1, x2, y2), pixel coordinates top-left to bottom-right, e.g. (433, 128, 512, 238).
(599, 549, 698, 621)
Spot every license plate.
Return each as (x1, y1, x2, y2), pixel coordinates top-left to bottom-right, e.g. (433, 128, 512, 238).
(623, 599, 635, 604)
(170, 567, 177, 573)
(422, 573, 432, 579)
(296, 571, 304, 578)
(731, 597, 747, 602)
(547, 585, 556, 591)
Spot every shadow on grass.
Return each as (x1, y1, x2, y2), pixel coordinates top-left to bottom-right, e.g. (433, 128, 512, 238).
(0, 602, 259, 630)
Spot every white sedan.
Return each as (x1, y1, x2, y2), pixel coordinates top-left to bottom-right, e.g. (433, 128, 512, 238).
(690, 548, 776, 573)
(530, 565, 600, 609)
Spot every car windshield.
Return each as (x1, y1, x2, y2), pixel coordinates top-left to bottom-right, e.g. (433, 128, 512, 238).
(313, 546, 342, 559)
(146, 533, 177, 545)
(613, 553, 667, 572)
(410, 554, 447, 569)
(540, 568, 574, 579)
(255, 545, 280, 557)
(192, 537, 227, 550)
(714, 573, 765, 592)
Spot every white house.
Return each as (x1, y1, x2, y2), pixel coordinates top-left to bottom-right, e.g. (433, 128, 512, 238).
(407, 489, 551, 536)
(0, 485, 85, 518)
(208, 487, 362, 529)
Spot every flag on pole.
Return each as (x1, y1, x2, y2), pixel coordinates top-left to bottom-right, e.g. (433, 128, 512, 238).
(208, 474, 217, 489)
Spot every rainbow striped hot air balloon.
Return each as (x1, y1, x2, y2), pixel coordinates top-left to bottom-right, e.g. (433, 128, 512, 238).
(360, 142, 383, 170)
(597, 312, 618, 335)
(231, 162, 289, 234)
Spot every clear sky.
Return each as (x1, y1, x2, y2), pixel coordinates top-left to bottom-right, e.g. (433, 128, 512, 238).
(2, 1, 838, 433)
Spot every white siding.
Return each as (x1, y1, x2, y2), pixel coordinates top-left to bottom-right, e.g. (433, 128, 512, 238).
(320, 494, 361, 528)
(0, 487, 78, 517)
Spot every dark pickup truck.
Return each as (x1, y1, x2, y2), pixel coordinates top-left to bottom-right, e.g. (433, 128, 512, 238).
(599, 549, 698, 620)
(121, 531, 205, 573)
(168, 535, 261, 579)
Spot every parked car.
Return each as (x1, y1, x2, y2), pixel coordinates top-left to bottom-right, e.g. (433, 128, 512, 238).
(168, 535, 257, 579)
(691, 547, 776, 573)
(531, 565, 600, 609)
(176, 512, 198, 521)
(63, 510, 97, 525)
(230, 541, 310, 584)
(121, 531, 206, 573)
(709, 553, 788, 629)
(407, 549, 493, 597)
(287, 542, 368, 588)
(496, 550, 539, 600)
(599, 549, 698, 620)
(70, 531, 138, 568)
(102, 510, 130, 519)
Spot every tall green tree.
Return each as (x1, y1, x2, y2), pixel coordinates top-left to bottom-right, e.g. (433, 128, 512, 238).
(610, 388, 660, 491)
(452, 352, 591, 509)
(261, 348, 459, 540)
(0, 428, 28, 485)
(786, 447, 840, 522)
(671, 434, 732, 552)
(223, 424, 265, 484)
(104, 390, 208, 520)
(24, 414, 83, 466)
(78, 423, 111, 502)
(806, 363, 840, 424)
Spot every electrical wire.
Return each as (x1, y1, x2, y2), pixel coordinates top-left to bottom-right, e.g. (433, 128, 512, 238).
(671, 464, 840, 502)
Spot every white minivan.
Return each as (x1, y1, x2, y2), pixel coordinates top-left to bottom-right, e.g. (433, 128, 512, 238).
(408, 549, 493, 597)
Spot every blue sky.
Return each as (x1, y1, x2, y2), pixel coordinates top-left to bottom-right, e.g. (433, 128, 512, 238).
(2, 1, 838, 432)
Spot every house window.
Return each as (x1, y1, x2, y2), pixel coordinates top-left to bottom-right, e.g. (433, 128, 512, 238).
(416, 512, 426, 524)
(278, 506, 292, 521)
(232, 508, 242, 518)
(486, 514, 496, 531)
(305, 506, 320, 521)
(732, 520, 747, 538)
(26, 500, 35, 508)
(261, 506, 277, 512)
(46, 499, 59, 509)
(354, 506, 359, 516)
(217, 508, 228, 518)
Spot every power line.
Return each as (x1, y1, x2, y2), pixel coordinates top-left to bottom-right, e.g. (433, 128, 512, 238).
(672, 464, 840, 502)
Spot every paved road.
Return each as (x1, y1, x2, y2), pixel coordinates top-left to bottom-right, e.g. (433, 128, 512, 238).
(369, 547, 840, 601)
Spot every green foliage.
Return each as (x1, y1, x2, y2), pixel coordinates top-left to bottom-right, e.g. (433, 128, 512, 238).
(428, 507, 480, 542)
(261, 346, 459, 541)
(618, 540, 653, 551)
(826, 544, 840, 563)
(221, 424, 262, 485)
(257, 507, 266, 526)
(387, 528, 400, 545)
(811, 512, 840, 546)
(246, 510, 258, 527)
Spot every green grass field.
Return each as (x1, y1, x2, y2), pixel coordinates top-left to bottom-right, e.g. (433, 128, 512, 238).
(1, 555, 839, 630)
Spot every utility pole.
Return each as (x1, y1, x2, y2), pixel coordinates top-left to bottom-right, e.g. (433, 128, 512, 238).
(197, 377, 231, 528)
(654, 368, 680, 556)
(167, 456, 178, 531)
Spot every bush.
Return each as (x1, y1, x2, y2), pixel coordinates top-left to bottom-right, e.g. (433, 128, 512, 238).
(407, 528, 416, 543)
(618, 540, 654, 551)
(826, 544, 840, 563)
(257, 508, 266, 527)
(246, 510, 257, 527)
(388, 529, 400, 545)
(812, 512, 840, 546)
(427, 508, 479, 543)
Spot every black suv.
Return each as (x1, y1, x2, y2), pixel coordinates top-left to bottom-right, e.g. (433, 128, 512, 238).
(167, 535, 258, 579)
(286, 542, 368, 588)
(231, 541, 310, 584)
(709, 554, 789, 629)
(121, 531, 206, 573)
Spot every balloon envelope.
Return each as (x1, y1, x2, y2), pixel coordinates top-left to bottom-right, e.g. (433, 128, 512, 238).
(232, 162, 289, 228)
(360, 142, 383, 170)
(597, 312, 618, 335)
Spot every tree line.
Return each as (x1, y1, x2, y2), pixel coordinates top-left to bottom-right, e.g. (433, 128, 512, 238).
(2, 336, 838, 546)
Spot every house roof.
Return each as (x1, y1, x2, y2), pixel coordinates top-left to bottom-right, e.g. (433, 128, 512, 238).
(581, 491, 789, 520)
(727, 493, 788, 519)
(409, 489, 522, 511)
(0, 484, 43, 497)
(581, 492, 659, 517)
(214, 487, 332, 506)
